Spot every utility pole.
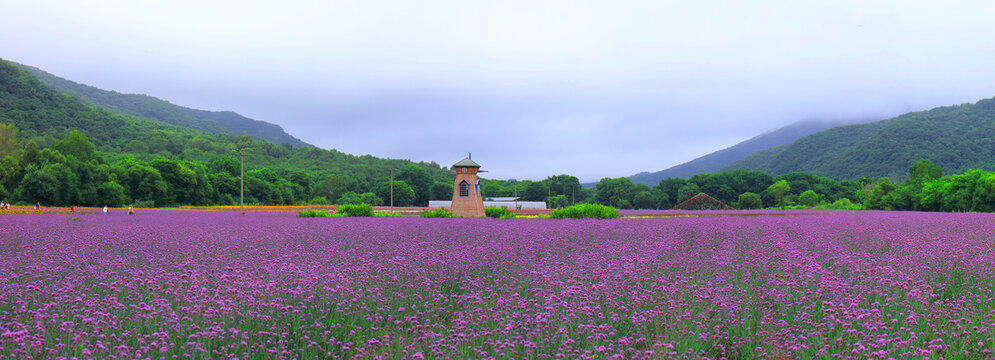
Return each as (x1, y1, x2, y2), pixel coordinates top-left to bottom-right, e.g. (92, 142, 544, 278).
(389, 168, 394, 208)
(572, 187, 575, 205)
(239, 146, 245, 216)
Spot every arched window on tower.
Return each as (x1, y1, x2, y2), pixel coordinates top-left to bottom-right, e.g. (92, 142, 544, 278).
(459, 180, 469, 197)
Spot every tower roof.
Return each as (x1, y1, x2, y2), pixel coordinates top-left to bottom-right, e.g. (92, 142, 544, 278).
(453, 157, 481, 168)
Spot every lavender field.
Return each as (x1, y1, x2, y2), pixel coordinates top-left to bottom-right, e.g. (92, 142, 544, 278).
(2, 210, 994, 359)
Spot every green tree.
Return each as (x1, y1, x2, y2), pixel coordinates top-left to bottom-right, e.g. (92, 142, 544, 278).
(655, 177, 689, 202)
(288, 170, 311, 194)
(547, 194, 569, 209)
(20, 140, 40, 166)
(69, 158, 110, 206)
(245, 176, 278, 204)
(209, 155, 240, 177)
(798, 190, 819, 207)
(865, 178, 897, 210)
(652, 190, 671, 209)
(208, 172, 239, 205)
(118, 162, 168, 206)
(52, 130, 98, 162)
(595, 177, 635, 207)
(19, 163, 78, 205)
(431, 182, 454, 201)
(374, 178, 414, 206)
(736, 192, 763, 209)
(39, 148, 66, 165)
(632, 190, 655, 209)
(0, 155, 22, 192)
(766, 180, 790, 207)
(546, 175, 582, 203)
(397, 165, 433, 206)
(96, 181, 128, 207)
(124, 140, 149, 153)
(314, 174, 348, 203)
(336, 191, 384, 206)
(151, 159, 203, 205)
(676, 182, 701, 204)
(0, 123, 20, 159)
(524, 181, 548, 201)
(908, 159, 942, 185)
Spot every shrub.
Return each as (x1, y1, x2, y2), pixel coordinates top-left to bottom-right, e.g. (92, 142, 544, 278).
(296, 209, 331, 217)
(484, 206, 516, 219)
(549, 203, 620, 219)
(308, 196, 328, 205)
(420, 208, 456, 218)
(828, 198, 862, 210)
(373, 211, 402, 217)
(336, 203, 374, 217)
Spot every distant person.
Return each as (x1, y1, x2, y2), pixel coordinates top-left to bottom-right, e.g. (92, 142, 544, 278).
(70, 205, 75, 214)
(103, 205, 108, 215)
(35, 202, 40, 210)
(128, 204, 134, 215)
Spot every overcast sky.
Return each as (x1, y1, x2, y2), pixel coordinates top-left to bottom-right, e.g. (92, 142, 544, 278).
(4, 1, 995, 181)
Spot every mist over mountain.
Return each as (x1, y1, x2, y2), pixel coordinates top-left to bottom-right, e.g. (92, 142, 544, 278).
(723, 98, 995, 179)
(627, 119, 870, 185)
(10, 61, 310, 147)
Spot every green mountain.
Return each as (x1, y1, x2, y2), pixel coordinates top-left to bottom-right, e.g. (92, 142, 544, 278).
(11, 61, 310, 147)
(627, 120, 860, 185)
(0, 57, 452, 207)
(0, 59, 176, 148)
(723, 97, 995, 179)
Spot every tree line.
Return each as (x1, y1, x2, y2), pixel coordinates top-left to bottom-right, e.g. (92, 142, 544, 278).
(0, 125, 457, 207)
(1, 124, 993, 212)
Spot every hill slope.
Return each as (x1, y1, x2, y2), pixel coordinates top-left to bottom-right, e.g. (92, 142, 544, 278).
(0, 59, 178, 148)
(11, 61, 311, 147)
(1, 57, 454, 206)
(722, 98, 995, 179)
(627, 120, 858, 185)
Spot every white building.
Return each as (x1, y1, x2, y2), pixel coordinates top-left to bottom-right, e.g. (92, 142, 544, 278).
(429, 196, 546, 209)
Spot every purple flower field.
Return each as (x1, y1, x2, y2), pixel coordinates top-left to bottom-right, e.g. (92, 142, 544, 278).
(2, 210, 994, 359)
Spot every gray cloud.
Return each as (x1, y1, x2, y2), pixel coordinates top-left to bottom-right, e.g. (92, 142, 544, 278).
(4, 0, 995, 181)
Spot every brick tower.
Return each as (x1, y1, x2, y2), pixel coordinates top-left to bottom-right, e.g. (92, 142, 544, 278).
(450, 156, 485, 217)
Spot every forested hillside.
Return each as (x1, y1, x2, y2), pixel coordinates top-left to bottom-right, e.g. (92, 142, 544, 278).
(723, 98, 995, 179)
(0, 58, 452, 207)
(628, 120, 859, 185)
(7, 56, 995, 213)
(12, 61, 310, 147)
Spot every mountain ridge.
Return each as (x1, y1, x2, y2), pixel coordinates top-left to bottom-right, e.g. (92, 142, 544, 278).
(626, 119, 867, 185)
(722, 98, 995, 179)
(10, 61, 311, 147)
